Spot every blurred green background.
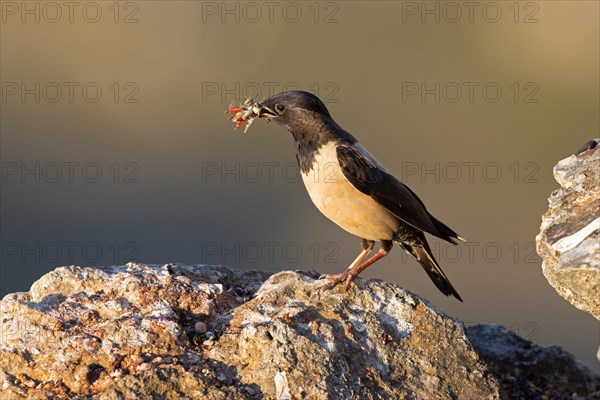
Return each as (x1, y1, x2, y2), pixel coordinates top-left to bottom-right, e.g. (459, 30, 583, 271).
(1, 1, 598, 369)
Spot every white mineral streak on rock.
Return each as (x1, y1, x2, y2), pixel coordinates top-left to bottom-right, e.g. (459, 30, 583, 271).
(552, 218, 600, 252)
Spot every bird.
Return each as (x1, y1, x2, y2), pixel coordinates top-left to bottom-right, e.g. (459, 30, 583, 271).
(256, 90, 464, 301)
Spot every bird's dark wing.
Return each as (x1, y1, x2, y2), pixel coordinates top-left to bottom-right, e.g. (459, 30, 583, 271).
(336, 145, 460, 243)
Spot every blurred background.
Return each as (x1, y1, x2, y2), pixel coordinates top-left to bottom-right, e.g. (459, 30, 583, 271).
(1, 1, 598, 370)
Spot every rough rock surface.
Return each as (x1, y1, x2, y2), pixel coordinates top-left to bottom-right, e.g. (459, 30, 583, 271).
(1, 263, 598, 399)
(467, 324, 598, 399)
(536, 139, 600, 320)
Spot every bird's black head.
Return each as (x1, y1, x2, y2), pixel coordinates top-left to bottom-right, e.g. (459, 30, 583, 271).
(258, 90, 356, 172)
(260, 91, 332, 133)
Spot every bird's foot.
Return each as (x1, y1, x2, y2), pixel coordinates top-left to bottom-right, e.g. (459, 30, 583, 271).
(317, 272, 356, 292)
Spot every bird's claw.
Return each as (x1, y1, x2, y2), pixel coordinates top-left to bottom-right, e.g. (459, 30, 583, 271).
(317, 272, 355, 292)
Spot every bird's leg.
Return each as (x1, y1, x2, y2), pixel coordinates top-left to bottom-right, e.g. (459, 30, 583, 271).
(320, 247, 370, 281)
(341, 240, 393, 291)
(319, 239, 374, 290)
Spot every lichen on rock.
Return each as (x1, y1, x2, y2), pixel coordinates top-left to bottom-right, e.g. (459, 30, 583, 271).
(536, 138, 600, 321)
(1, 263, 598, 399)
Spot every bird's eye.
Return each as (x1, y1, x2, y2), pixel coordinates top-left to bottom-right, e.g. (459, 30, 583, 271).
(275, 104, 286, 113)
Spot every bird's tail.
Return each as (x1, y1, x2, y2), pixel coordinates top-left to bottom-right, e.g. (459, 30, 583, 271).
(399, 240, 463, 302)
(431, 215, 466, 244)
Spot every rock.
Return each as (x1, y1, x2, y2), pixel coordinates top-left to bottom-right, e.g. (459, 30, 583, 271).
(1, 263, 598, 399)
(467, 324, 598, 399)
(194, 322, 207, 334)
(536, 139, 600, 320)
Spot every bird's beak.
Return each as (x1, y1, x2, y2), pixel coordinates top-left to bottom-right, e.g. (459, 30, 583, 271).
(258, 105, 277, 121)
